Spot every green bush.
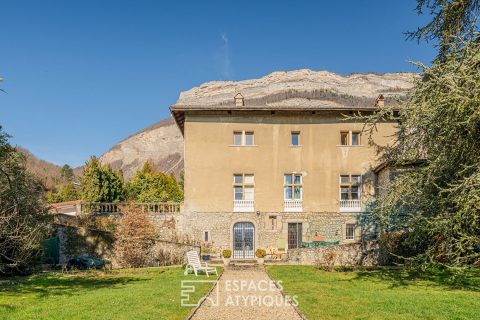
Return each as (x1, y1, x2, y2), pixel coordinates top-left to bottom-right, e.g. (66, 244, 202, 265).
(255, 248, 266, 258)
(222, 250, 232, 258)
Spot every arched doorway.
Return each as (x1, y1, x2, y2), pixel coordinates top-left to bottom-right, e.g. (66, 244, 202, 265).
(233, 222, 255, 259)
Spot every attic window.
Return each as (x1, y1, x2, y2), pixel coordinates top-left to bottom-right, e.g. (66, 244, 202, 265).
(375, 94, 385, 107)
(234, 93, 244, 107)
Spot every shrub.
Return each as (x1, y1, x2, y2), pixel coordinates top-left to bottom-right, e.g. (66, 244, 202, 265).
(378, 231, 418, 265)
(315, 251, 336, 272)
(222, 249, 232, 258)
(46, 182, 79, 204)
(255, 248, 266, 258)
(114, 203, 157, 268)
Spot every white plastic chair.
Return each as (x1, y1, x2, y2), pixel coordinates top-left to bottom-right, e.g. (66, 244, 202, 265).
(184, 250, 218, 277)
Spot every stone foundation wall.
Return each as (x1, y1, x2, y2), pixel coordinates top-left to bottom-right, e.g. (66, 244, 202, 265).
(56, 212, 199, 267)
(179, 211, 364, 253)
(287, 241, 379, 266)
(57, 225, 118, 265)
(56, 210, 378, 266)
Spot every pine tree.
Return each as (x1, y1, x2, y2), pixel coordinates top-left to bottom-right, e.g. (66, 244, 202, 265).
(126, 163, 183, 202)
(80, 156, 125, 202)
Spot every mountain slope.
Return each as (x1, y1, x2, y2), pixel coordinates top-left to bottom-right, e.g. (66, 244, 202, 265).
(17, 147, 63, 190)
(99, 117, 184, 179)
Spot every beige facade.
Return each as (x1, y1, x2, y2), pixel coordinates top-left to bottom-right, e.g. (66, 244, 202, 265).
(183, 111, 396, 214)
(172, 101, 398, 257)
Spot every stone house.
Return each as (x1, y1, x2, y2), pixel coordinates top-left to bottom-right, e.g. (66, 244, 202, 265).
(170, 70, 414, 259)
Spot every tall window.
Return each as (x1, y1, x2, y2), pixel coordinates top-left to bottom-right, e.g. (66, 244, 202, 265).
(340, 174, 361, 200)
(291, 131, 300, 146)
(234, 174, 254, 201)
(245, 132, 254, 145)
(345, 224, 355, 240)
(233, 131, 254, 146)
(204, 231, 210, 242)
(351, 131, 360, 145)
(288, 223, 303, 248)
(340, 131, 361, 146)
(234, 131, 242, 145)
(340, 131, 349, 145)
(284, 174, 302, 200)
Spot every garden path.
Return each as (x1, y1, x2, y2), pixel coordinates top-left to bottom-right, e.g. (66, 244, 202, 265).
(191, 269, 303, 320)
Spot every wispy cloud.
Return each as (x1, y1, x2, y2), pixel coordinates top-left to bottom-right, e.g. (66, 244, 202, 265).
(215, 32, 233, 79)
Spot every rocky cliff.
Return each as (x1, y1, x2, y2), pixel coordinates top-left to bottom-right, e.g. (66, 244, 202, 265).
(175, 69, 416, 109)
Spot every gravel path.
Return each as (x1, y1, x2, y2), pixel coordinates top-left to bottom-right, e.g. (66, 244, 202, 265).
(191, 269, 302, 320)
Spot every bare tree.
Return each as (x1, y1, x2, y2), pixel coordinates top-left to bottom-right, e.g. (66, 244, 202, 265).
(0, 127, 52, 275)
(114, 203, 157, 268)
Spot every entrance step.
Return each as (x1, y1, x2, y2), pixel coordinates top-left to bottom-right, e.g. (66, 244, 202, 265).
(227, 260, 264, 271)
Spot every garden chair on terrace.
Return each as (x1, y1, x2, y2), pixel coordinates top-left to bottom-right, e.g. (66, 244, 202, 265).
(275, 239, 286, 259)
(184, 250, 218, 277)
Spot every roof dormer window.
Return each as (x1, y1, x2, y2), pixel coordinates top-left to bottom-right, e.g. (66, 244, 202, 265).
(234, 93, 244, 107)
(375, 94, 385, 107)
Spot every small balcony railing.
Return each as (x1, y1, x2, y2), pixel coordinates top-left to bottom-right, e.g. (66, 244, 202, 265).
(284, 199, 303, 212)
(79, 202, 181, 215)
(233, 200, 255, 212)
(339, 199, 361, 212)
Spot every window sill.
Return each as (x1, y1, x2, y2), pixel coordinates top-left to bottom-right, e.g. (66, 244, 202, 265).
(229, 145, 258, 147)
(336, 145, 364, 147)
(289, 145, 302, 148)
(339, 208, 362, 213)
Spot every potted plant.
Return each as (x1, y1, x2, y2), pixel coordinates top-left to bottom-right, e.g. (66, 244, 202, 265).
(201, 247, 213, 261)
(222, 249, 232, 266)
(255, 248, 266, 264)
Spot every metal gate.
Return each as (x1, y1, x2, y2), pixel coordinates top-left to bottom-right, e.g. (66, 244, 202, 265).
(41, 237, 60, 265)
(233, 222, 255, 259)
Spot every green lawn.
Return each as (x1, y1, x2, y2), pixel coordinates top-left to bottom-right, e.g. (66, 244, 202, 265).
(0, 266, 220, 320)
(266, 265, 480, 320)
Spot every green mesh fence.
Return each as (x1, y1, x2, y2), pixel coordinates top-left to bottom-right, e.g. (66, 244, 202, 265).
(301, 241, 340, 248)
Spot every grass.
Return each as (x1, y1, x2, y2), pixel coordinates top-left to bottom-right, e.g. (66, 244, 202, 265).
(266, 265, 480, 320)
(0, 266, 221, 320)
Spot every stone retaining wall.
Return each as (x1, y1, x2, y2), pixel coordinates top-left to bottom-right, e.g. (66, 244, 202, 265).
(287, 241, 379, 266)
(56, 210, 379, 266)
(56, 212, 198, 267)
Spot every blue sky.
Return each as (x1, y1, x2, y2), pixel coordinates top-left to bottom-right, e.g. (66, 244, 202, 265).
(0, 0, 436, 167)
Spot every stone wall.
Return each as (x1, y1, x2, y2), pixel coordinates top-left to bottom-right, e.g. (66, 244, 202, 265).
(57, 225, 116, 265)
(178, 211, 366, 253)
(56, 209, 380, 266)
(56, 212, 199, 267)
(287, 241, 379, 266)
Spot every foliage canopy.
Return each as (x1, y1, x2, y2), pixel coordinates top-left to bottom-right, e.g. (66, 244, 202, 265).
(80, 156, 125, 202)
(409, 0, 480, 58)
(361, 38, 480, 267)
(0, 127, 51, 275)
(126, 163, 183, 202)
